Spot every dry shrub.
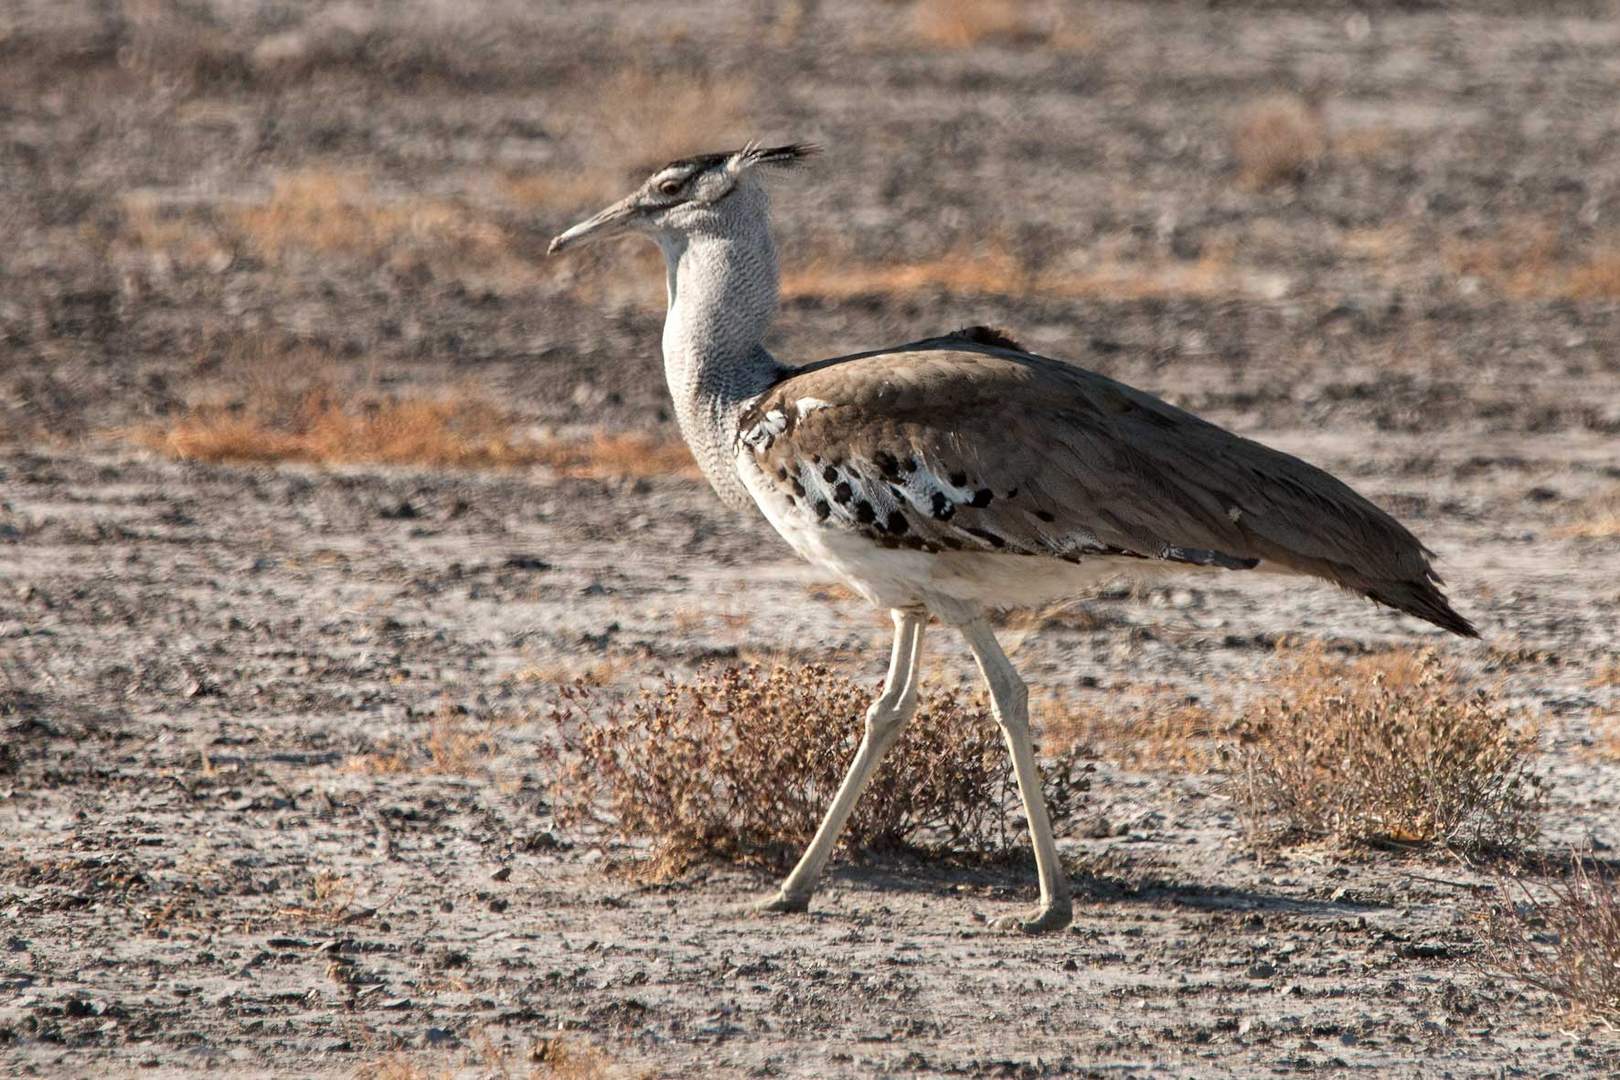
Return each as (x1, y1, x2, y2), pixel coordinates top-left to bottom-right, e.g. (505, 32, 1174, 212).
(1230, 646, 1543, 853)
(546, 664, 1090, 878)
(1232, 94, 1326, 191)
(1488, 856, 1620, 1026)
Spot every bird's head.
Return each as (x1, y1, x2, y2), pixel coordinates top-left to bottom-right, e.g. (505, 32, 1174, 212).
(547, 141, 818, 255)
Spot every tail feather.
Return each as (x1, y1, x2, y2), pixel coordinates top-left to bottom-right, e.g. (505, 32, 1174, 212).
(1363, 575, 1479, 638)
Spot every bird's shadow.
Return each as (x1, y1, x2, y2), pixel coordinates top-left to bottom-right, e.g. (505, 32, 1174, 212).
(817, 855, 1386, 917)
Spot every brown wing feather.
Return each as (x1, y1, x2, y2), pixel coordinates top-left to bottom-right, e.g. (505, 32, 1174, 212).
(738, 337, 1476, 637)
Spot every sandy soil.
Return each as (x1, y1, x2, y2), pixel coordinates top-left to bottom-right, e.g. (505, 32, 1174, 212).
(4, 2, 1620, 1076)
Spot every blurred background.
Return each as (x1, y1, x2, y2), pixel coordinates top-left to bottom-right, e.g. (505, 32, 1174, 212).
(4, 2, 1620, 1075)
(6, 0, 1618, 451)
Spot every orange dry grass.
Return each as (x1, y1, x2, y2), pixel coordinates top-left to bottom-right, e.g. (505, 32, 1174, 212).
(135, 386, 696, 477)
(230, 169, 509, 267)
(141, 392, 538, 468)
(782, 242, 1240, 302)
(913, 0, 1045, 48)
(1449, 227, 1620, 301)
(533, 431, 698, 480)
(1554, 488, 1620, 540)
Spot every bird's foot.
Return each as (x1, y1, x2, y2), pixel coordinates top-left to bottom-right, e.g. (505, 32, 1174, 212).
(754, 890, 811, 915)
(989, 899, 1073, 934)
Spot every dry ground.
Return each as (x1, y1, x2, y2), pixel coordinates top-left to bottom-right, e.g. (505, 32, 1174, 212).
(4, 1, 1620, 1076)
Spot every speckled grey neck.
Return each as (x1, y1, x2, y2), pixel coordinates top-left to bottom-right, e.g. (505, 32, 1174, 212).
(656, 181, 787, 512)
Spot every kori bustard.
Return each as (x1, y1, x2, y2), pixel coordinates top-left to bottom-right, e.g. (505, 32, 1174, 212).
(549, 143, 1476, 933)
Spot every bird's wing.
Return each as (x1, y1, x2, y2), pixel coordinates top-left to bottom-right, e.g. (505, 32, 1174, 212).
(737, 331, 1475, 636)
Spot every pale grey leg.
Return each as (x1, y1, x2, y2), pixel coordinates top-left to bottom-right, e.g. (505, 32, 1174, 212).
(957, 617, 1073, 933)
(758, 608, 927, 914)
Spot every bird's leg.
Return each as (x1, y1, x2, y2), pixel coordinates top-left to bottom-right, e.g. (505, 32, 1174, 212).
(957, 617, 1073, 934)
(757, 608, 927, 915)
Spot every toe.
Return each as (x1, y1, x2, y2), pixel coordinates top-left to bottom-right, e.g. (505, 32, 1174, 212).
(991, 902, 1073, 934)
(755, 891, 810, 915)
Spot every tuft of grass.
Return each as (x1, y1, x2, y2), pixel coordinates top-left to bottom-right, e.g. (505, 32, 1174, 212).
(342, 708, 506, 778)
(1232, 94, 1326, 191)
(527, 1035, 623, 1080)
(353, 1032, 628, 1080)
(912, 0, 1050, 49)
(1555, 488, 1620, 540)
(556, 67, 752, 184)
(1488, 856, 1620, 1026)
(1230, 646, 1543, 854)
(545, 664, 1090, 879)
(275, 868, 361, 927)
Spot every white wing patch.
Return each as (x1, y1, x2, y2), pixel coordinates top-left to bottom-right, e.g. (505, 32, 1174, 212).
(739, 408, 788, 450)
(794, 397, 834, 420)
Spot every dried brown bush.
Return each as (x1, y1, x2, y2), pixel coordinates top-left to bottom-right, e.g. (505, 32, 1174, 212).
(1230, 646, 1543, 853)
(1488, 856, 1620, 1026)
(1232, 94, 1326, 191)
(546, 664, 1090, 878)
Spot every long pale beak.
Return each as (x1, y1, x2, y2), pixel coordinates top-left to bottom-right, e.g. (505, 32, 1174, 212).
(547, 194, 641, 255)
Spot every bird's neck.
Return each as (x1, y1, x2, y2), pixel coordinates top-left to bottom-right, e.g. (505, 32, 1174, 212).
(658, 224, 787, 511)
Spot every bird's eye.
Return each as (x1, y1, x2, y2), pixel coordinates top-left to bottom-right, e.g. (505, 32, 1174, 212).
(658, 179, 683, 197)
